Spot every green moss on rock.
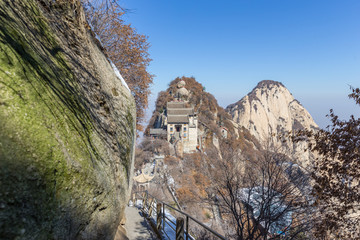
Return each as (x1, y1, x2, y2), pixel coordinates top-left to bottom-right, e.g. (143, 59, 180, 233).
(0, 0, 135, 239)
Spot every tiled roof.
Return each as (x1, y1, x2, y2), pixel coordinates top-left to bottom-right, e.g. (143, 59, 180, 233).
(167, 108, 194, 115)
(149, 128, 167, 135)
(167, 102, 186, 109)
(167, 115, 189, 123)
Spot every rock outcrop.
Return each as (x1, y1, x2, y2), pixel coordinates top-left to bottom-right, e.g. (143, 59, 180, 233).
(146, 77, 240, 152)
(226, 80, 318, 165)
(0, 0, 135, 239)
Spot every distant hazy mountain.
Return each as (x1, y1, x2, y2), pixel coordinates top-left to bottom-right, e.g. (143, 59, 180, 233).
(226, 80, 318, 166)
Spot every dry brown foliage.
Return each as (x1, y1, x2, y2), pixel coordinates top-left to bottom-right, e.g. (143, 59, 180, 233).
(145, 76, 234, 138)
(164, 155, 179, 166)
(83, 1, 153, 133)
(176, 186, 196, 204)
(294, 87, 360, 239)
(134, 147, 151, 170)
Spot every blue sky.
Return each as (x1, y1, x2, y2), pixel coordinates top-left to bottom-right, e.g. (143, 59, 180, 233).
(119, 0, 360, 128)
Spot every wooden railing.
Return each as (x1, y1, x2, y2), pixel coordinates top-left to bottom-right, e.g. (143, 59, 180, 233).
(131, 191, 226, 240)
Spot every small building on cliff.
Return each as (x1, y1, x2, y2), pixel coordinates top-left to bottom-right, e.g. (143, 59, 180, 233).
(150, 81, 198, 153)
(166, 102, 198, 152)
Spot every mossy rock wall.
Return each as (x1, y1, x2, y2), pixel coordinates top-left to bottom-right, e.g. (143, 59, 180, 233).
(0, 0, 136, 239)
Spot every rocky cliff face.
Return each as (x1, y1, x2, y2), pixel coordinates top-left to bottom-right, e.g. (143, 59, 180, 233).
(0, 0, 135, 239)
(226, 80, 318, 165)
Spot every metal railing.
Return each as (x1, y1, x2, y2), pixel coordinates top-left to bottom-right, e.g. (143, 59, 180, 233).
(131, 191, 226, 240)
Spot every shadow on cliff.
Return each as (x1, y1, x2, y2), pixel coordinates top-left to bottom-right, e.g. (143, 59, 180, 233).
(0, 131, 118, 239)
(0, 1, 129, 239)
(0, 170, 115, 239)
(0, 0, 134, 175)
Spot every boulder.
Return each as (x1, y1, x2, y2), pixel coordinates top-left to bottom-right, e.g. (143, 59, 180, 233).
(0, 0, 135, 239)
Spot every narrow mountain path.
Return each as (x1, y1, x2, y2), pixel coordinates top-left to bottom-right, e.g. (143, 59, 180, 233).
(123, 206, 158, 240)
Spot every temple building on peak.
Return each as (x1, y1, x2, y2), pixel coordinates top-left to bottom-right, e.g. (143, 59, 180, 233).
(149, 80, 198, 153)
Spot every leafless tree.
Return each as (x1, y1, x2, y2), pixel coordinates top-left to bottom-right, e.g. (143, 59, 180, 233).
(140, 137, 170, 156)
(204, 142, 314, 239)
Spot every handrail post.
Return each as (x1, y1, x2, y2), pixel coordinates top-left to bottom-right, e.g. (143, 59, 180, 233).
(162, 203, 165, 232)
(148, 198, 154, 217)
(156, 203, 162, 233)
(132, 193, 135, 205)
(134, 191, 226, 240)
(186, 215, 189, 240)
(142, 191, 146, 210)
(176, 217, 185, 240)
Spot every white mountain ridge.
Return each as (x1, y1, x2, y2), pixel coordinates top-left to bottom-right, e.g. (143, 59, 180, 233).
(226, 80, 318, 166)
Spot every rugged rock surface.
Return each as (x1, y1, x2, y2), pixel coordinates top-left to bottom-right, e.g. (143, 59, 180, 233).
(146, 77, 235, 147)
(145, 77, 263, 160)
(226, 80, 318, 165)
(141, 77, 262, 220)
(0, 0, 135, 239)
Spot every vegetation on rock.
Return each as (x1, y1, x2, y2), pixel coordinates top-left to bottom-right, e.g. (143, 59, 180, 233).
(294, 87, 360, 239)
(0, 0, 135, 239)
(204, 142, 313, 239)
(146, 76, 235, 141)
(139, 77, 336, 238)
(83, 0, 153, 133)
